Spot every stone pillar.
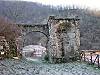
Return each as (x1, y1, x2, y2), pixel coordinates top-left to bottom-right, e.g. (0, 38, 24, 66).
(48, 16, 64, 63)
(48, 16, 80, 63)
(48, 16, 59, 63)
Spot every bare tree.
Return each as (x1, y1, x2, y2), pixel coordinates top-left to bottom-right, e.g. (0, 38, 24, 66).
(0, 17, 21, 53)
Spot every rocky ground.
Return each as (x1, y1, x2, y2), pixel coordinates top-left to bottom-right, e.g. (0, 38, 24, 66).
(0, 59, 100, 75)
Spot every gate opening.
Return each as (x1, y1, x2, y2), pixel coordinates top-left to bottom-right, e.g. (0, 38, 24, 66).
(22, 45, 46, 61)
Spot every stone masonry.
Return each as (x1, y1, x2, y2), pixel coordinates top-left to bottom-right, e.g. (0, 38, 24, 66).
(48, 16, 80, 63)
(17, 16, 80, 63)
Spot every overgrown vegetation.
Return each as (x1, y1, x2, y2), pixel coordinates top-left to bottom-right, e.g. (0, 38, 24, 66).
(59, 22, 71, 32)
(0, 17, 21, 58)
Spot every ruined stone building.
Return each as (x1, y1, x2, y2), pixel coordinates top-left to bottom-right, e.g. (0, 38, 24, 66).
(18, 16, 80, 63)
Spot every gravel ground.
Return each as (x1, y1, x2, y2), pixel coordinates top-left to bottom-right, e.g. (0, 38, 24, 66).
(0, 59, 100, 75)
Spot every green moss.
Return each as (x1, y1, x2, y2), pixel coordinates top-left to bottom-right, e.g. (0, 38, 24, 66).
(58, 22, 71, 32)
(44, 54, 49, 61)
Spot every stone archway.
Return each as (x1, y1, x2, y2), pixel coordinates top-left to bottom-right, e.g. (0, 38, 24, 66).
(17, 16, 80, 63)
(22, 31, 48, 61)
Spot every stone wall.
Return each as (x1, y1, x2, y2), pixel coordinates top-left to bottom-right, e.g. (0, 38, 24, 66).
(48, 16, 80, 63)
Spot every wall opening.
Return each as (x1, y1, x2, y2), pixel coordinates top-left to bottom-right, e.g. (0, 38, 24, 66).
(22, 31, 48, 61)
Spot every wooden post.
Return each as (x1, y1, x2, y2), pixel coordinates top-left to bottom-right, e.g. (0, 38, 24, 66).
(79, 52, 82, 61)
(97, 55, 100, 68)
(83, 52, 85, 61)
(90, 53, 93, 64)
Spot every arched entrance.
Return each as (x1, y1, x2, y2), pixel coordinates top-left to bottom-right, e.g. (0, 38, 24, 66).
(22, 31, 48, 61)
(23, 31, 49, 48)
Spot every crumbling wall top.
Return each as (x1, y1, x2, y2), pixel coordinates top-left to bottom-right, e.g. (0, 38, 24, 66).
(48, 16, 80, 21)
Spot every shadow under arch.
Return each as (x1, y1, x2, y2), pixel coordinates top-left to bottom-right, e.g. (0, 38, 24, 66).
(23, 31, 49, 48)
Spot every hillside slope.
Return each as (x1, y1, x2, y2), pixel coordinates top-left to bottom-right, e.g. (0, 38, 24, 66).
(0, 1, 100, 50)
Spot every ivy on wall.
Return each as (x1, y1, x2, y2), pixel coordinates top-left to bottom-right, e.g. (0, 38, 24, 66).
(57, 21, 71, 32)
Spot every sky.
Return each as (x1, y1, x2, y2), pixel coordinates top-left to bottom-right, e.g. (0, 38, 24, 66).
(3, 0, 100, 10)
(23, 0, 100, 10)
